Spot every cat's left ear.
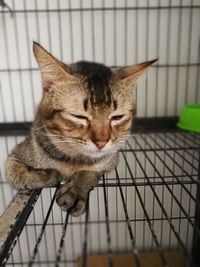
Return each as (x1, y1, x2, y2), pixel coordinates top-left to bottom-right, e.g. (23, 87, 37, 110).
(113, 59, 157, 86)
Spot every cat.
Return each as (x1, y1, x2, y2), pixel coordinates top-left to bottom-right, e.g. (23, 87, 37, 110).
(6, 42, 156, 216)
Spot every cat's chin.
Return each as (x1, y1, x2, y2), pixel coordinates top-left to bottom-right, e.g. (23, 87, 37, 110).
(81, 145, 116, 159)
(83, 151, 110, 158)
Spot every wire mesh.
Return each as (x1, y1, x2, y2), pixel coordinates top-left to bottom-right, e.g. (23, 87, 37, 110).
(0, 127, 199, 266)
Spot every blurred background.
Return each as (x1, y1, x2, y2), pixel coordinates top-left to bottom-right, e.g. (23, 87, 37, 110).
(0, 1, 200, 267)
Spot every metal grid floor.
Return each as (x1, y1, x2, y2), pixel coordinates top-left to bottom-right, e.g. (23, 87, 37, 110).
(0, 128, 200, 267)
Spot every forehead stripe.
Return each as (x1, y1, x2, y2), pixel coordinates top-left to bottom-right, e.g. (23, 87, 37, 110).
(74, 61, 112, 106)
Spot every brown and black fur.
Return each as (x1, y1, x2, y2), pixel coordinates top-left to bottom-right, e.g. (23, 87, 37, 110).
(6, 42, 156, 216)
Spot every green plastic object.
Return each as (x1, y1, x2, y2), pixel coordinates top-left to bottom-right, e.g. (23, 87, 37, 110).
(177, 103, 200, 133)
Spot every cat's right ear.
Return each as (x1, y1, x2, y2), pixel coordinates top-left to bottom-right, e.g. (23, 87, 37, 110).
(33, 42, 72, 90)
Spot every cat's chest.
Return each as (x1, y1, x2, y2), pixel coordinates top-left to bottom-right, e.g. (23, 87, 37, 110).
(34, 136, 117, 177)
(55, 156, 114, 177)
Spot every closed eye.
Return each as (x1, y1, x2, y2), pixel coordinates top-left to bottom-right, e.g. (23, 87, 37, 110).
(111, 115, 125, 121)
(71, 114, 88, 120)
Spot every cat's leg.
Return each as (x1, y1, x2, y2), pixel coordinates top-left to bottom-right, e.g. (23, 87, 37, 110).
(56, 171, 99, 216)
(6, 157, 60, 189)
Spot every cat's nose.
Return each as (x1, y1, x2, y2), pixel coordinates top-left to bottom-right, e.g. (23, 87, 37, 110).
(94, 140, 108, 149)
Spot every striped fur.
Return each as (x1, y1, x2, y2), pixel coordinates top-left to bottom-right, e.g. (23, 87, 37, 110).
(6, 42, 156, 216)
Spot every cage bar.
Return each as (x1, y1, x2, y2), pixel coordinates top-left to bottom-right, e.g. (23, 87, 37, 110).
(0, 1, 200, 267)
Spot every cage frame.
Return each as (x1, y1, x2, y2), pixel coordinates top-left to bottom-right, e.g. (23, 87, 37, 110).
(0, 1, 200, 266)
(0, 118, 200, 267)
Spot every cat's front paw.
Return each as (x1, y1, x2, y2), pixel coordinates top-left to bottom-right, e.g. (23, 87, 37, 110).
(55, 181, 86, 216)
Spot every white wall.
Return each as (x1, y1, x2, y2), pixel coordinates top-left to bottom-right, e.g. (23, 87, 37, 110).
(0, 0, 200, 122)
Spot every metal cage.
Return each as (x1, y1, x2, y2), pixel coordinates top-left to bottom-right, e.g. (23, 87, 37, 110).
(0, 1, 200, 267)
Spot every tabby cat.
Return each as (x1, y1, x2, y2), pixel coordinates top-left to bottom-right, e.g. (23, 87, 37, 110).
(6, 42, 156, 216)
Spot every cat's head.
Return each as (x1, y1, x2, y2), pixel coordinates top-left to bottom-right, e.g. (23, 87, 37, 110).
(33, 42, 156, 158)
